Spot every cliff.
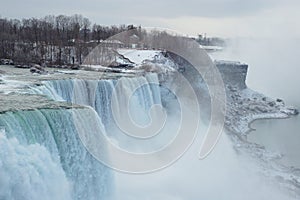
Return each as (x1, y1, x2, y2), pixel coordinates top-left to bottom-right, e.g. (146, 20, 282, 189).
(215, 60, 248, 89)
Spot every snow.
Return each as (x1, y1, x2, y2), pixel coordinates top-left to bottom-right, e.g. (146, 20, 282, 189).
(225, 87, 297, 135)
(0, 78, 31, 94)
(200, 45, 223, 51)
(81, 64, 143, 74)
(215, 60, 247, 66)
(117, 49, 161, 65)
(56, 70, 80, 74)
(116, 49, 177, 73)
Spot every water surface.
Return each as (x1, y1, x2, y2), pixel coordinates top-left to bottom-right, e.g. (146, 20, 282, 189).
(248, 115, 300, 168)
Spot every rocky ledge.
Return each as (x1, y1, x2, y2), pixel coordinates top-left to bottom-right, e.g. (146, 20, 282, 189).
(215, 61, 298, 135)
(0, 93, 82, 114)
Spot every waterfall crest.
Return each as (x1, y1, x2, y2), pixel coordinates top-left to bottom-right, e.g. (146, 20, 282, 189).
(39, 74, 168, 151)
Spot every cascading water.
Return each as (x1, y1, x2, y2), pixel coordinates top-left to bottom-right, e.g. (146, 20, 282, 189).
(37, 74, 170, 152)
(0, 129, 71, 200)
(0, 73, 167, 200)
(0, 108, 112, 200)
(39, 74, 162, 126)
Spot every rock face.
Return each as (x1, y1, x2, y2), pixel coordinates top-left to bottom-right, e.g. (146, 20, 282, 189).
(213, 60, 298, 135)
(30, 64, 48, 74)
(215, 60, 248, 89)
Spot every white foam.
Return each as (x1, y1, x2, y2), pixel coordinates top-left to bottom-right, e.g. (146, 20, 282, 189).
(0, 130, 72, 200)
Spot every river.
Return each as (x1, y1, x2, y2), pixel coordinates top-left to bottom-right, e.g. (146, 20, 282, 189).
(248, 114, 300, 168)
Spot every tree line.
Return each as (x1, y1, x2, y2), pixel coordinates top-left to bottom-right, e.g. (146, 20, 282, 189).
(0, 14, 132, 65)
(0, 14, 225, 67)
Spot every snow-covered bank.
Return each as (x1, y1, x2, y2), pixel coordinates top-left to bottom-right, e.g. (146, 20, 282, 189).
(225, 86, 298, 135)
(82, 49, 176, 74)
(117, 49, 161, 65)
(204, 60, 298, 135)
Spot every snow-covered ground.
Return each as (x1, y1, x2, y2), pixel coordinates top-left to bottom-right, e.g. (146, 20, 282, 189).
(81, 64, 142, 74)
(200, 45, 224, 52)
(225, 87, 298, 135)
(117, 49, 161, 65)
(83, 49, 176, 74)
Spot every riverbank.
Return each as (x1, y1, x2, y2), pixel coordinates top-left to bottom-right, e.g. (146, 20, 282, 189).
(225, 87, 298, 135)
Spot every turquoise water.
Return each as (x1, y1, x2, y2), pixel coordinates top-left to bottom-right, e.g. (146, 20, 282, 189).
(0, 108, 112, 200)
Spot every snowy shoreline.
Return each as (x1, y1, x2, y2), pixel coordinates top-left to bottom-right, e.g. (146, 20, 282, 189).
(231, 108, 297, 136)
(247, 113, 292, 134)
(223, 86, 298, 136)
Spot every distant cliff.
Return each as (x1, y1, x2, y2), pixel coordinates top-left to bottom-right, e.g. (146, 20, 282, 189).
(162, 51, 298, 135)
(164, 52, 248, 89)
(215, 60, 248, 89)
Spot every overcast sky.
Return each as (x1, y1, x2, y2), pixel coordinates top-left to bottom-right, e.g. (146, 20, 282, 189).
(0, 0, 299, 38)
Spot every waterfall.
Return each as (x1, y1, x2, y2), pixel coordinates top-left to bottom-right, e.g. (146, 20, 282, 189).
(37, 74, 167, 152)
(0, 73, 165, 199)
(39, 74, 162, 127)
(0, 108, 112, 200)
(0, 129, 71, 200)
